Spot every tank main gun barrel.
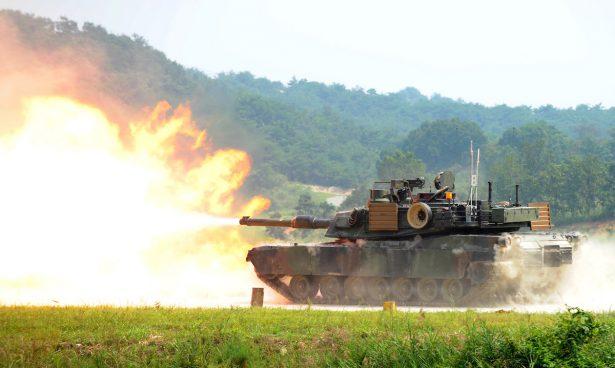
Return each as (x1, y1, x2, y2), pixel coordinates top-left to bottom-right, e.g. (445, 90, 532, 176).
(239, 215, 331, 229)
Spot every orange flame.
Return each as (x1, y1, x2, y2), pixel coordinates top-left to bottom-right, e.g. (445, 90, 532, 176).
(0, 96, 270, 306)
(128, 99, 270, 215)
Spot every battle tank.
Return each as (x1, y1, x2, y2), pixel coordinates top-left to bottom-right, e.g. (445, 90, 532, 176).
(240, 171, 583, 306)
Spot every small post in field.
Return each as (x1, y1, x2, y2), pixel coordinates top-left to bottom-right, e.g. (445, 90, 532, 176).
(383, 301, 396, 312)
(251, 287, 264, 307)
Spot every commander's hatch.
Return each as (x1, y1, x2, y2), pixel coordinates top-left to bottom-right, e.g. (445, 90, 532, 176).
(528, 202, 552, 231)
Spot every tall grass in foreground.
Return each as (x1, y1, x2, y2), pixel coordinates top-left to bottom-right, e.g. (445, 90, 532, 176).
(0, 306, 613, 367)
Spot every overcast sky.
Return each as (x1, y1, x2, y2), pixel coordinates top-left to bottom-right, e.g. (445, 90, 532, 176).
(2, 0, 615, 108)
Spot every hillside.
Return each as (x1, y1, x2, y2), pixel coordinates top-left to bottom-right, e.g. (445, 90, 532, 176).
(221, 73, 615, 137)
(1, 10, 614, 223)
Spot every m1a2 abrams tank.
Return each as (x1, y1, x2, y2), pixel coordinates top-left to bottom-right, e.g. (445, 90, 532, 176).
(240, 171, 583, 306)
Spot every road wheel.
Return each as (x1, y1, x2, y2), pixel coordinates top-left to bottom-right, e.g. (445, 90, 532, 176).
(344, 277, 366, 302)
(320, 276, 343, 304)
(468, 262, 491, 284)
(366, 277, 390, 303)
(289, 275, 317, 302)
(391, 278, 414, 303)
(416, 278, 439, 303)
(441, 279, 464, 303)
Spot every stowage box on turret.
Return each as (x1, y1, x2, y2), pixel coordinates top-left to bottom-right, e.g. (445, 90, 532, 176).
(240, 171, 583, 305)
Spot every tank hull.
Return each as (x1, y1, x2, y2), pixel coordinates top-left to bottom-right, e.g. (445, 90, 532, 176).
(247, 233, 576, 306)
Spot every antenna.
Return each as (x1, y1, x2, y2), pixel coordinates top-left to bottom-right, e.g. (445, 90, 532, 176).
(467, 141, 480, 220)
(488, 181, 492, 204)
(475, 148, 480, 206)
(468, 141, 474, 204)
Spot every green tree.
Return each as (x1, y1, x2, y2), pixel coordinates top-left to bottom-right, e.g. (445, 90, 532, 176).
(498, 122, 571, 172)
(294, 193, 336, 217)
(404, 119, 487, 170)
(340, 183, 370, 209)
(487, 122, 613, 223)
(295, 193, 316, 215)
(487, 147, 528, 203)
(376, 150, 426, 179)
(316, 201, 336, 218)
(265, 212, 287, 240)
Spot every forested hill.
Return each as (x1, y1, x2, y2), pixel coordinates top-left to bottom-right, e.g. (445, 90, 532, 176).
(219, 73, 614, 137)
(3, 10, 614, 223)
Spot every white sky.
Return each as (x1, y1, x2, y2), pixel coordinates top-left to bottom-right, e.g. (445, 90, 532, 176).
(2, 0, 615, 107)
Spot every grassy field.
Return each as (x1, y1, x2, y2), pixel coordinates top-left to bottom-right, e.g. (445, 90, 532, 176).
(0, 306, 613, 368)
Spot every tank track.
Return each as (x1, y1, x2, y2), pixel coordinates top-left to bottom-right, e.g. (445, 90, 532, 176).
(257, 274, 515, 307)
(256, 274, 296, 302)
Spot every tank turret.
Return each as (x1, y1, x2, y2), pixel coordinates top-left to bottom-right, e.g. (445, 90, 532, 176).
(241, 171, 543, 240)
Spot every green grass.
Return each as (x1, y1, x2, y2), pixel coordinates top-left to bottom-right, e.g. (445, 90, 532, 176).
(0, 306, 613, 367)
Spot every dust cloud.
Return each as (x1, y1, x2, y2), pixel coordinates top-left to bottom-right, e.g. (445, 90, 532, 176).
(502, 234, 615, 312)
(555, 236, 615, 311)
